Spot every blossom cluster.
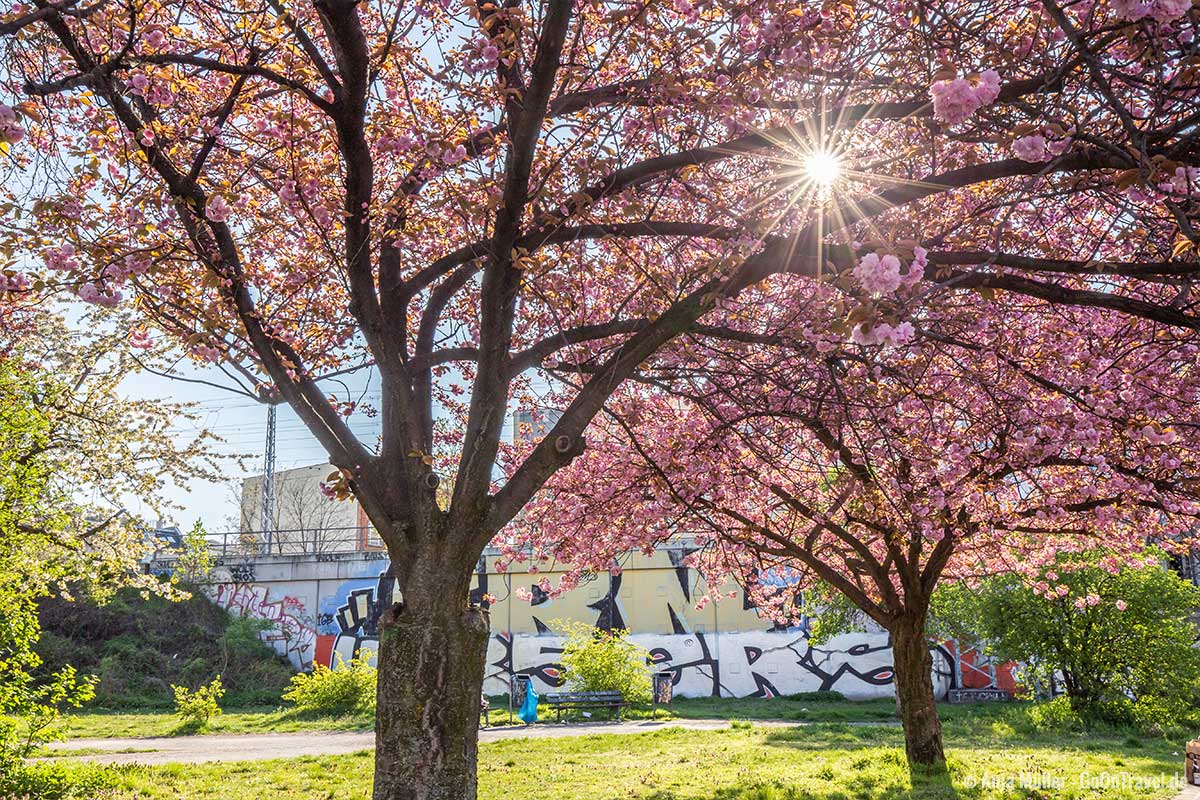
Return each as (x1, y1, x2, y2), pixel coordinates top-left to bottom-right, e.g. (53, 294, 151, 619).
(1111, 0, 1191, 22)
(851, 320, 916, 346)
(1012, 133, 1072, 163)
(0, 272, 30, 292)
(0, 103, 23, 144)
(44, 243, 81, 272)
(77, 282, 122, 308)
(852, 249, 925, 295)
(930, 70, 1001, 126)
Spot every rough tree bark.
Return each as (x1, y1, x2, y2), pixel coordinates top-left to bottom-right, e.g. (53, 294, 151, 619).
(890, 611, 946, 766)
(371, 555, 491, 800)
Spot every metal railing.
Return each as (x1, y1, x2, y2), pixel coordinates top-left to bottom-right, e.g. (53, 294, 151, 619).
(152, 526, 387, 560)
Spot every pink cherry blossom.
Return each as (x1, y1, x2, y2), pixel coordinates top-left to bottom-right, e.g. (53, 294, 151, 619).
(44, 243, 79, 271)
(0, 103, 23, 144)
(853, 251, 903, 294)
(1013, 134, 1049, 162)
(930, 70, 1001, 126)
(1113, 0, 1190, 21)
(205, 195, 232, 223)
(0, 272, 30, 292)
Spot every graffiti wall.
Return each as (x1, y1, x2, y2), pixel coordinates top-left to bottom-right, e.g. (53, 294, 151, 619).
(477, 629, 950, 699)
(209, 579, 319, 669)
(200, 545, 1013, 698)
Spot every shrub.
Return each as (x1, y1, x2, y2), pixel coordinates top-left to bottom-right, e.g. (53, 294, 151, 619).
(556, 622, 651, 704)
(0, 592, 96, 790)
(934, 549, 1200, 731)
(172, 676, 225, 727)
(0, 762, 116, 800)
(282, 650, 376, 715)
(1027, 697, 1083, 733)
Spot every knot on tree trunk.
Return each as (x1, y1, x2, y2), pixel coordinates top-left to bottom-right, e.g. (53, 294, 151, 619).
(380, 601, 405, 629)
(553, 433, 587, 460)
(463, 605, 491, 633)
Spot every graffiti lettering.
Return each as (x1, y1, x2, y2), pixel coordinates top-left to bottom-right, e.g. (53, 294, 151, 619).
(210, 582, 317, 669)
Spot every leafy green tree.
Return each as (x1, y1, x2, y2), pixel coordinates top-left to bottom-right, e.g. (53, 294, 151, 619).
(175, 521, 215, 583)
(0, 311, 219, 791)
(556, 622, 651, 704)
(0, 357, 98, 766)
(933, 550, 1200, 720)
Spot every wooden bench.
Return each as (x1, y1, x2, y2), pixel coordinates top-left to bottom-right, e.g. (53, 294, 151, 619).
(541, 690, 626, 722)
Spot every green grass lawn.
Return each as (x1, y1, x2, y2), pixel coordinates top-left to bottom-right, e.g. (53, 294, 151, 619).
(58, 695, 911, 739)
(658, 695, 903, 723)
(79, 723, 1183, 800)
(57, 696, 1069, 743)
(56, 706, 377, 739)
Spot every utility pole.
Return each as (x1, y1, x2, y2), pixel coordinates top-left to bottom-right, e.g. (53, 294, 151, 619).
(260, 403, 277, 552)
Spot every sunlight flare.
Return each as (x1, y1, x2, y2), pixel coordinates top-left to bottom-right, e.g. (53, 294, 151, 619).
(803, 150, 842, 188)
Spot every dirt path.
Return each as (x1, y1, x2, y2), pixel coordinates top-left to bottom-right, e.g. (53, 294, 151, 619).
(41, 719, 802, 766)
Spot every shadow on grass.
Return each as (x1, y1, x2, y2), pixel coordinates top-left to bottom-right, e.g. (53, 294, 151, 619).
(908, 761, 959, 797)
(759, 723, 904, 752)
(757, 713, 1177, 757)
(266, 706, 375, 727)
(636, 772, 962, 800)
(169, 719, 210, 736)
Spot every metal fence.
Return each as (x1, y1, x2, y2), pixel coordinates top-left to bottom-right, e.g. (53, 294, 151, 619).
(153, 526, 386, 560)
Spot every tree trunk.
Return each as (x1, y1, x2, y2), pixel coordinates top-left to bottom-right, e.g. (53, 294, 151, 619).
(372, 587, 491, 800)
(891, 613, 945, 766)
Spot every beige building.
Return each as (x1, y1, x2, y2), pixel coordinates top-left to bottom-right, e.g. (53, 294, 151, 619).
(240, 463, 383, 554)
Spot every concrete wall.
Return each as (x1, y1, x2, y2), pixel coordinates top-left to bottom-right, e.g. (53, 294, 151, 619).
(169, 546, 1014, 700)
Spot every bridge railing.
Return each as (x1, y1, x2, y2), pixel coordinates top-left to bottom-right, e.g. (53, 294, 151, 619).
(151, 526, 387, 560)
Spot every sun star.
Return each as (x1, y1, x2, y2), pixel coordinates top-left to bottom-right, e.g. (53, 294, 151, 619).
(803, 149, 842, 188)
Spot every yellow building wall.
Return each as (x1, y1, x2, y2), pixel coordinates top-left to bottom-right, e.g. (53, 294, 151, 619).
(473, 544, 776, 636)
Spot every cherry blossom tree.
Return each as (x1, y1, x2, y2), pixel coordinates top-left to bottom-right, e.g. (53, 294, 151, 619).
(3, 0, 1199, 795)
(511, 283, 1200, 765)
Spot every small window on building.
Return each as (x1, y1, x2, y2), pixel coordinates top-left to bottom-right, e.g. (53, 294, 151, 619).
(364, 526, 385, 550)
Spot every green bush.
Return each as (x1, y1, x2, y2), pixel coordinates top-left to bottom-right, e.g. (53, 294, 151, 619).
(0, 591, 97, 792)
(172, 676, 225, 727)
(556, 622, 651, 704)
(1026, 696, 1084, 733)
(0, 762, 116, 800)
(282, 650, 376, 715)
(934, 549, 1200, 731)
